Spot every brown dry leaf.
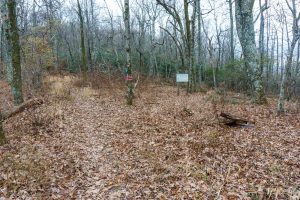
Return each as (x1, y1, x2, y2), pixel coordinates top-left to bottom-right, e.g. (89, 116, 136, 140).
(0, 76, 299, 199)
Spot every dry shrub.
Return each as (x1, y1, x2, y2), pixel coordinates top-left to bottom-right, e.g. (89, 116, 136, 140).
(73, 78, 87, 88)
(44, 75, 75, 100)
(198, 83, 209, 93)
(81, 87, 99, 98)
(31, 103, 64, 135)
(88, 71, 124, 90)
(72, 72, 125, 98)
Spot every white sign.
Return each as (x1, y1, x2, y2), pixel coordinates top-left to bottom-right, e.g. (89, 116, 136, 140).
(176, 74, 189, 82)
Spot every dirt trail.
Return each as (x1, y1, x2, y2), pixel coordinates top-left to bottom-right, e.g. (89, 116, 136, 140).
(1, 77, 300, 199)
(49, 90, 130, 199)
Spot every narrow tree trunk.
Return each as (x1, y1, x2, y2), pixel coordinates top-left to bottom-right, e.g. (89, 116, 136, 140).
(190, 0, 197, 92)
(0, 24, 3, 65)
(296, 41, 300, 75)
(7, 0, 23, 105)
(269, 33, 275, 84)
(259, 0, 265, 77)
(77, 0, 87, 82)
(276, 31, 279, 78)
(0, 112, 6, 146)
(281, 26, 284, 79)
(85, 0, 93, 71)
(266, 4, 270, 75)
(149, 19, 156, 76)
(208, 38, 217, 89)
(196, 0, 203, 82)
(124, 0, 133, 105)
(228, 0, 235, 61)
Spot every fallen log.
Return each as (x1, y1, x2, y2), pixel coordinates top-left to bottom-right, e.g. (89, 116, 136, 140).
(2, 98, 43, 120)
(220, 112, 253, 126)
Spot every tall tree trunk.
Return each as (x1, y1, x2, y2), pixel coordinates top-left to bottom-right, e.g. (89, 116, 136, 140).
(190, 0, 197, 92)
(124, 0, 133, 105)
(149, 19, 156, 76)
(1, 1, 11, 83)
(138, 16, 146, 73)
(269, 33, 275, 86)
(208, 37, 217, 89)
(196, 0, 203, 82)
(184, 0, 195, 92)
(228, 0, 235, 61)
(0, 24, 4, 76)
(276, 31, 279, 78)
(85, 0, 92, 71)
(235, 0, 266, 104)
(259, 0, 265, 78)
(77, 0, 87, 82)
(281, 25, 284, 80)
(7, 0, 23, 105)
(296, 41, 300, 75)
(265, 4, 270, 75)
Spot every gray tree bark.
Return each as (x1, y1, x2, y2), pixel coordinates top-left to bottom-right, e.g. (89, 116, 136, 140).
(196, 0, 203, 82)
(296, 41, 300, 75)
(235, 0, 266, 104)
(124, 0, 133, 105)
(228, 0, 235, 62)
(258, 0, 266, 78)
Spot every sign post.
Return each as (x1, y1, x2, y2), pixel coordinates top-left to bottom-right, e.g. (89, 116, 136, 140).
(176, 73, 189, 95)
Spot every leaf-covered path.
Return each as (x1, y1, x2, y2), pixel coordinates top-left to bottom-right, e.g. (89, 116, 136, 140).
(1, 76, 300, 199)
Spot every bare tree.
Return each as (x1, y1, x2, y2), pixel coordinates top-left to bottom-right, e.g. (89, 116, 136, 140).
(77, 0, 88, 82)
(144, 0, 161, 76)
(277, 0, 300, 114)
(258, 0, 267, 79)
(157, 0, 196, 92)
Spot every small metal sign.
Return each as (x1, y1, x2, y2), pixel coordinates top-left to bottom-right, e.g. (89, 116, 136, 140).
(176, 74, 189, 82)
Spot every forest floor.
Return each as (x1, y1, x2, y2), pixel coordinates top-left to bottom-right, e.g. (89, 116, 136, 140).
(0, 75, 300, 199)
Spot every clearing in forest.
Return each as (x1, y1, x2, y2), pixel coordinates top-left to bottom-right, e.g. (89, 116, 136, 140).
(0, 75, 299, 199)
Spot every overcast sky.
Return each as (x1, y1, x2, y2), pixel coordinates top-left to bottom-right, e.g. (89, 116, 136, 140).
(60, 0, 298, 59)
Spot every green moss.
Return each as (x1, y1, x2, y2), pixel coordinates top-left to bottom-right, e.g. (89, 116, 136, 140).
(7, 0, 23, 105)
